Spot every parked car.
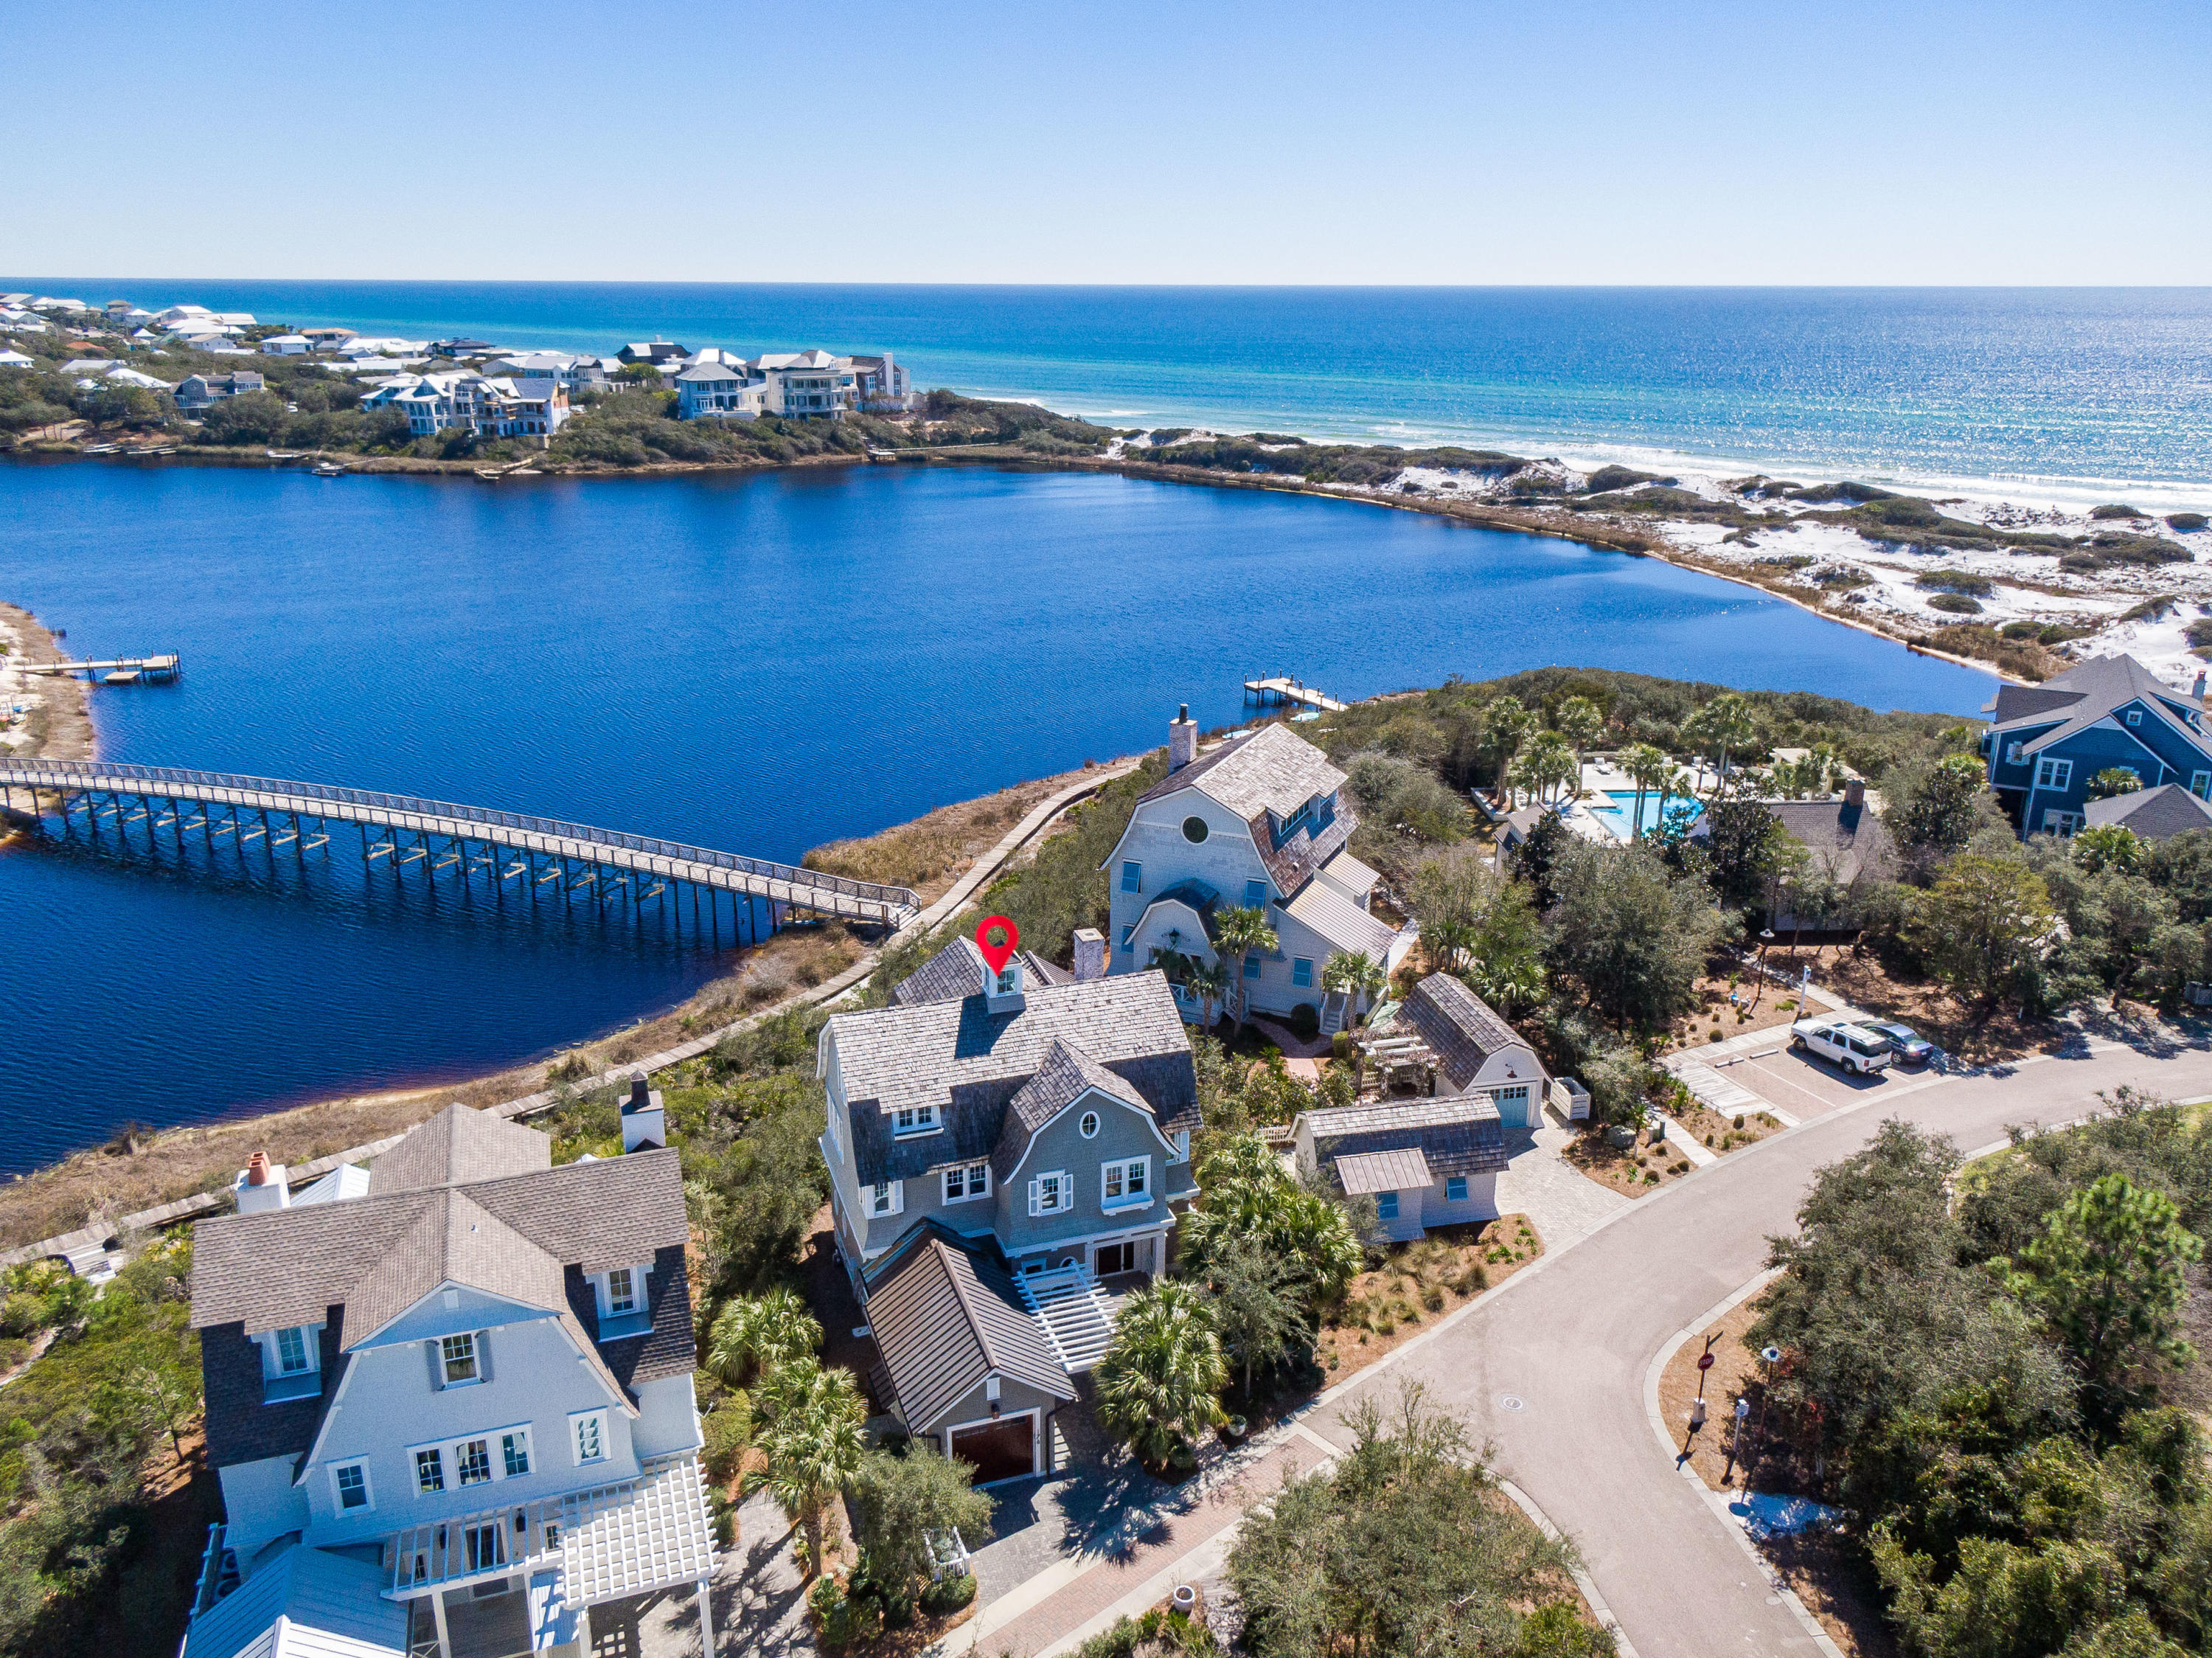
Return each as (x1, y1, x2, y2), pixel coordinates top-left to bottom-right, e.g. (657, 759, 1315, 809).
(1857, 1020, 1933, 1065)
(1790, 1017, 1892, 1075)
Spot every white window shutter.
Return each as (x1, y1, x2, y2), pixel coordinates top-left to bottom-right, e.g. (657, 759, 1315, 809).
(1029, 1179, 1040, 1217)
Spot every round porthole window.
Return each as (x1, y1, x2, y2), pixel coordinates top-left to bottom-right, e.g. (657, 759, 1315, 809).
(1079, 1111, 1100, 1139)
(1182, 815, 1209, 844)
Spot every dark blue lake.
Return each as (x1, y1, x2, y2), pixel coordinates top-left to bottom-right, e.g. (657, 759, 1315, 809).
(0, 459, 1994, 1170)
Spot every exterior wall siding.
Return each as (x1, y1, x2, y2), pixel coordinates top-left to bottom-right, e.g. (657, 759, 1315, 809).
(995, 1089, 1181, 1258)
(922, 1375, 1062, 1445)
(218, 1454, 312, 1564)
(298, 1320, 639, 1551)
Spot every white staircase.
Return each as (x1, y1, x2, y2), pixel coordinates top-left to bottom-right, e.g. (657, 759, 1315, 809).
(1017, 1264, 1116, 1372)
(1320, 991, 1349, 1036)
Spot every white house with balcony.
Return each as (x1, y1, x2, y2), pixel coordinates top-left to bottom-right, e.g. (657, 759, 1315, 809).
(182, 1104, 714, 1658)
(674, 358, 769, 420)
(1102, 708, 1415, 1033)
(753, 350, 855, 417)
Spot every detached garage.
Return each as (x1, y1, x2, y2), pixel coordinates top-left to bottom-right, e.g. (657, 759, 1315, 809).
(861, 1221, 1075, 1485)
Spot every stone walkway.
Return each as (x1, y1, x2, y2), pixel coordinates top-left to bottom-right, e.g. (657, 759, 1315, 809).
(1494, 1117, 1630, 1251)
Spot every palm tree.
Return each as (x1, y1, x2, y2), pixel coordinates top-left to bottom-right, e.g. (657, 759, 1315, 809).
(1093, 1281, 1228, 1469)
(707, 1287, 823, 1391)
(1424, 915, 1478, 977)
(1554, 696, 1605, 799)
(1323, 949, 1390, 1026)
(1211, 906, 1279, 1038)
(1465, 954, 1545, 1018)
(1619, 743, 1672, 842)
(1512, 732, 1578, 804)
(1685, 693, 1757, 794)
(1654, 767, 1694, 838)
(1187, 956, 1231, 1032)
(746, 1356, 868, 1577)
(1481, 696, 1537, 800)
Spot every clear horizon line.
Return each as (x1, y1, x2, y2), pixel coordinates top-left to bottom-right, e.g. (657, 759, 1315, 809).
(8, 275, 2212, 293)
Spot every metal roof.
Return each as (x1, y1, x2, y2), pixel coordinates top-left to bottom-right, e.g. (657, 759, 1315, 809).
(863, 1224, 1073, 1434)
(1332, 1147, 1434, 1194)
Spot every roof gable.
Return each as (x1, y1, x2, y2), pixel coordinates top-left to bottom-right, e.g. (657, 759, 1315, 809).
(1398, 974, 1528, 1090)
(1302, 1094, 1510, 1184)
(861, 1224, 1073, 1432)
(1138, 724, 1346, 820)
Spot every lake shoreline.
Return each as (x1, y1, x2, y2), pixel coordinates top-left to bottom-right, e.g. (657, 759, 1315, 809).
(4, 440, 2017, 685)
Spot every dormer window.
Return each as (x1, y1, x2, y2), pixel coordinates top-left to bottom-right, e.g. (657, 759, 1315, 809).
(275, 1325, 312, 1375)
(605, 1267, 636, 1317)
(260, 1322, 322, 1401)
(892, 1103, 939, 1137)
(997, 967, 1019, 995)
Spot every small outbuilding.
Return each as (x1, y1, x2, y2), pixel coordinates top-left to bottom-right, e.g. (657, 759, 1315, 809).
(1395, 973, 1546, 1126)
(1292, 1095, 1510, 1241)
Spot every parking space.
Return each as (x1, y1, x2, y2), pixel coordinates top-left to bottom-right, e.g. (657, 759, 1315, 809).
(1703, 1038, 1943, 1121)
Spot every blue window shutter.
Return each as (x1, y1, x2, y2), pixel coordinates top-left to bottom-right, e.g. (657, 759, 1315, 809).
(1119, 925, 1134, 951)
(1292, 957, 1314, 988)
(1120, 861, 1141, 894)
(1375, 1192, 1399, 1220)
(1243, 879, 1267, 908)
(1243, 952, 1262, 980)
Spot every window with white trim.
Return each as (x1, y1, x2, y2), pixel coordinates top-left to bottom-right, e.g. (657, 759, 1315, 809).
(454, 1437, 493, 1486)
(2042, 809, 2083, 835)
(274, 1325, 313, 1376)
(330, 1458, 372, 1512)
(2193, 771, 2211, 800)
(605, 1267, 637, 1317)
(1079, 1111, 1100, 1139)
(942, 1161, 991, 1204)
(892, 1103, 938, 1137)
(571, 1409, 608, 1466)
(2126, 709, 2143, 726)
(1243, 879, 1267, 908)
(1102, 1157, 1150, 1210)
(1292, 957, 1315, 988)
(2034, 756, 2072, 791)
(1375, 1192, 1400, 1220)
(1120, 861, 1141, 894)
(501, 1427, 532, 1479)
(2006, 742, 2023, 765)
(1029, 1171, 1071, 1215)
(869, 1179, 902, 1218)
(441, 1332, 479, 1385)
(414, 1446, 446, 1494)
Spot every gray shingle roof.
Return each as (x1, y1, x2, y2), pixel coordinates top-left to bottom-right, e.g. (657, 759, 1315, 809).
(862, 1222, 1073, 1434)
(195, 1109, 692, 1471)
(1303, 1093, 1510, 1183)
(1761, 799, 1899, 884)
(2084, 782, 2212, 839)
(891, 936, 1057, 1007)
(828, 973, 1197, 1186)
(1398, 974, 1528, 1092)
(1139, 724, 1346, 819)
(1985, 654, 2210, 756)
(993, 1038, 1154, 1179)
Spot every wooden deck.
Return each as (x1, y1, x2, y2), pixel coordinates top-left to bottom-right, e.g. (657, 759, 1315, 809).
(1244, 675, 1346, 712)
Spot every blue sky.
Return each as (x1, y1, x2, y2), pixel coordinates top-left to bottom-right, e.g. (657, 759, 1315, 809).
(3, 0, 2206, 284)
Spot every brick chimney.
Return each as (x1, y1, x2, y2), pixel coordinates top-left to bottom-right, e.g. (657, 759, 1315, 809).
(1071, 927, 1107, 982)
(620, 1072, 666, 1153)
(1168, 704, 1197, 774)
(234, 1150, 290, 1215)
(1845, 778, 1866, 811)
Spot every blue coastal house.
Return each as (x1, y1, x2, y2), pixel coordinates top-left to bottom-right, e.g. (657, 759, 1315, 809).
(1980, 654, 2212, 836)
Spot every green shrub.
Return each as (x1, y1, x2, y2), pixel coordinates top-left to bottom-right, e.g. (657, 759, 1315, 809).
(1913, 568, 1995, 597)
(2166, 512, 2208, 532)
(921, 1572, 978, 1614)
(2090, 503, 2146, 519)
(1289, 1001, 1321, 1041)
(1927, 592, 1983, 615)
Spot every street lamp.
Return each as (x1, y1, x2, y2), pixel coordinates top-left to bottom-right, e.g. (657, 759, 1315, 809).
(1750, 929, 1775, 1010)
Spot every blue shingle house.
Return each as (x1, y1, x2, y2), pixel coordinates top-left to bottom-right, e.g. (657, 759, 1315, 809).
(1980, 654, 2212, 836)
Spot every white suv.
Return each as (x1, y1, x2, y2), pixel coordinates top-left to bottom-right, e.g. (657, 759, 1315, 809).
(1790, 1018, 1893, 1075)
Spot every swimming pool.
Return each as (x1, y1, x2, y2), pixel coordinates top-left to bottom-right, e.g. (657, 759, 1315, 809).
(1584, 789, 1704, 839)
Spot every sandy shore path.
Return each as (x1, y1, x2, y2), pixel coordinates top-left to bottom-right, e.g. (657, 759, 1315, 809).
(0, 601, 95, 765)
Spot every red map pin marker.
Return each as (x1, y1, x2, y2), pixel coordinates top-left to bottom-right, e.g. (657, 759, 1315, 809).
(975, 915, 1020, 975)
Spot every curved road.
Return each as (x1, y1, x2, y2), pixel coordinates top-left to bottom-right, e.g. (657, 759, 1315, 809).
(1298, 1034, 2212, 1658)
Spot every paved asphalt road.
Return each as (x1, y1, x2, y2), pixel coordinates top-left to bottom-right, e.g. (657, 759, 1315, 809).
(1300, 1032, 2212, 1658)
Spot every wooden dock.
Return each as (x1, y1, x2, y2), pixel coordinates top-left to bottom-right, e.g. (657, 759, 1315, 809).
(1244, 674, 1346, 712)
(23, 652, 181, 682)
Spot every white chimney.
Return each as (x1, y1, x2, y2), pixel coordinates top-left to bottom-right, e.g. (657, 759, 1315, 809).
(234, 1151, 290, 1214)
(2194, 670, 2206, 699)
(620, 1072, 666, 1153)
(1168, 704, 1197, 773)
(1071, 927, 1107, 983)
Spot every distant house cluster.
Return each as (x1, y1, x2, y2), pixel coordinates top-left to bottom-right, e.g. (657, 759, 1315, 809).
(670, 346, 913, 422)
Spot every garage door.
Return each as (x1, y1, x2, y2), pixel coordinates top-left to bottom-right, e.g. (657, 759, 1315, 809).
(1491, 1085, 1531, 1128)
(950, 1415, 1035, 1485)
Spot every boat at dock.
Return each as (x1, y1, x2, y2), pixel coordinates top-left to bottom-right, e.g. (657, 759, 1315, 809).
(312, 462, 347, 477)
(265, 449, 305, 460)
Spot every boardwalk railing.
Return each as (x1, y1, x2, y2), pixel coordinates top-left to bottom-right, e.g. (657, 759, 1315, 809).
(0, 757, 920, 927)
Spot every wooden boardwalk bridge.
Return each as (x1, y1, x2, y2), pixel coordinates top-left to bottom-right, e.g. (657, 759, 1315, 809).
(0, 757, 919, 929)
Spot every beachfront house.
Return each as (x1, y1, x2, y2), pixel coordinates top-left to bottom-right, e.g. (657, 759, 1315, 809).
(1102, 707, 1413, 1033)
(489, 352, 608, 396)
(1979, 653, 2212, 836)
(816, 938, 1199, 1480)
(260, 334, 313, 355)
(183, 1104, 716, 1658)
(1291, 1094, 1510, 1241)
(616, 339, 689, 365)
(675, 359, 768, 420)
(754, 350, 855, 417)
(0, 349, 32, 369)
(174, 370, 265, 413)
(361, 372, 569, 440)
(851, 351, 914, 412)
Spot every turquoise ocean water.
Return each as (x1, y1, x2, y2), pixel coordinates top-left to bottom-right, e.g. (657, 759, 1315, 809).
(10, 282, 2211, 504)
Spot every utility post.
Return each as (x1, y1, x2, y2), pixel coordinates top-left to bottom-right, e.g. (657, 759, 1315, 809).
(1722, 1395, 1750, 1485)
(1750, 928, 1775, 1010)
